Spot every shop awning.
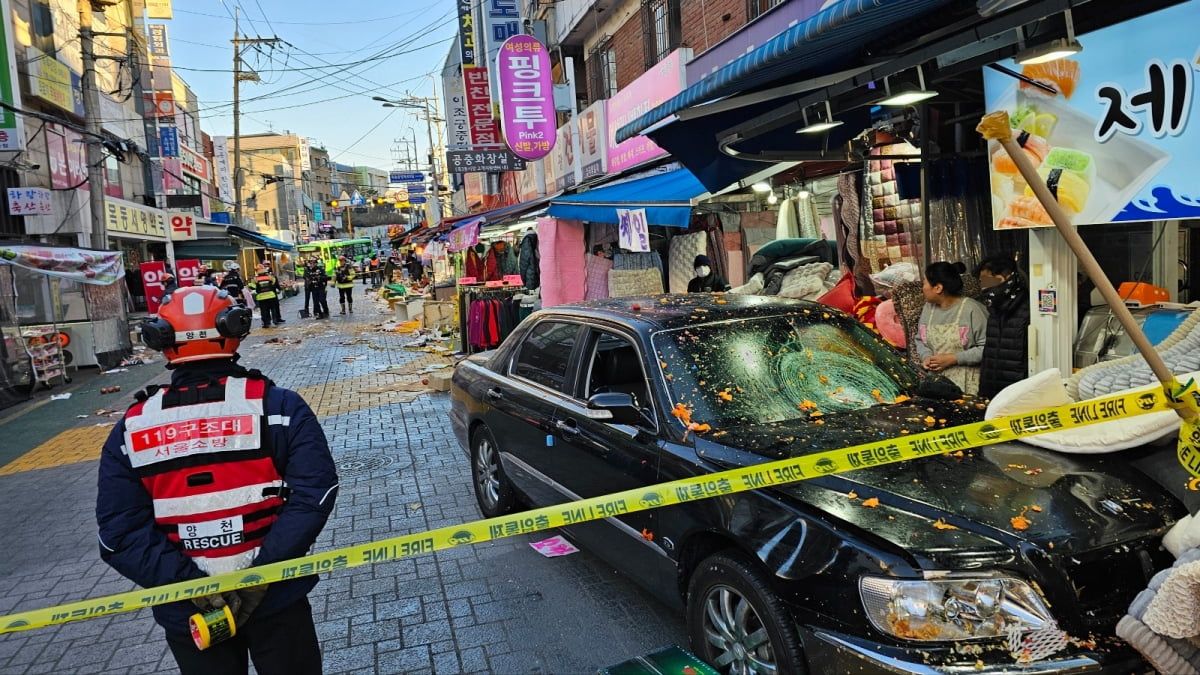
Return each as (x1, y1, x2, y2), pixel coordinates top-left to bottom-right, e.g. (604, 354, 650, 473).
(226, 226, 294, 252)
(174, 239, 240, 260)
(615, 0, 957, 145)
(547, 169, 706, 227)
(444, 192, 560, 229)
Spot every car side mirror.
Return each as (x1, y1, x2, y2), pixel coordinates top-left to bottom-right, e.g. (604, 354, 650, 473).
(586, 392, 644, 426)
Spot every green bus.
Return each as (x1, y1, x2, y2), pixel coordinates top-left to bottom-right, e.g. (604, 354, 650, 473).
(296, 238, 375, 274)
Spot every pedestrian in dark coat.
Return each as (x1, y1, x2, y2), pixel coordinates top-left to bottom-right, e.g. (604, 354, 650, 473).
(519, 230, 540, 289)
(976, 255, 1031, 399)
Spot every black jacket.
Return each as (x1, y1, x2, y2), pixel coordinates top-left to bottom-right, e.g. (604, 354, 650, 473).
(688, 272, 730, 293)
(519, 231, 540, 289)
(979, 274, 1031, 399)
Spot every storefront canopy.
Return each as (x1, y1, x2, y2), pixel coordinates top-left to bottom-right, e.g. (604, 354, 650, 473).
(546, 169, 706, 227)
(174, 239, 240, 260)
(226, 226, 294, 252)
(444, 192, 561, 229)
(0, 243, 124, 285)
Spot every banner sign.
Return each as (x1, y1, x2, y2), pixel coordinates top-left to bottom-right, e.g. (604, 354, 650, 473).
(983, 1, 1200, 228)
(158, 125, 179, 157)
(448, 217, 483, 252)
(447, 149, 527, 173)
(607, 49, 688, 173)
(46, 128, 69, 189)
(444, 70, 471, 150)
(497, 35, 555, 161)
(140, 261, 167, 313)
(480, 0, 521, 113)
(456, 0, 477, 67)
(0, 245, 124, 285)
(0, 4, 24, 150)
(617, 208, 650, 252)
(179, 145, 209, 180)
(464, 67, 502, 148)
(212, 136, 233, 205)
(148, 24, 169, 58)
(167, 212, 196, 241)
(175, 259, 200, 287)
(25, 47, 84, 117)
(577, 100, 608, 180)
(105, 197, 168, 239)
(161, 158, 183, 192)
(6, 187, 52, 216)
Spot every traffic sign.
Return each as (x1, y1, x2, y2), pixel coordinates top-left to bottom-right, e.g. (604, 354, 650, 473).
(409, 196, 428, 204)
(349, 191, 366, 206)
(407, 184, 427, 194)
(390, 171, 425, 183)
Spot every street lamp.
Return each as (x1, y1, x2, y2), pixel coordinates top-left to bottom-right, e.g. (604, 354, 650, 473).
(372, 95, 444, 225)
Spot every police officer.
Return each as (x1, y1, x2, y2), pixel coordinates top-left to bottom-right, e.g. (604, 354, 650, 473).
(304, 256, 331, 319)
(253, 264, 285, 328)
(97, 286, 338, 674)
(334, 256, 355, 315)
(221, 263, 246, 307)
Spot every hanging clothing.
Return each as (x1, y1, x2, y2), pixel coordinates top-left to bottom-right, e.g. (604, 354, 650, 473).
(585, 253, 613, 301)
(464, 294, 523, 350)
(519, 231, 540, 289)
(915, 297, 988, 396)
(464, 248, 484, 280)
(776, 198, 799, 240)
(979, 274, 1031, 398)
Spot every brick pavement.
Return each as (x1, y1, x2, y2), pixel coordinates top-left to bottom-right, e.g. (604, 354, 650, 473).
(0, 289, 685, 673)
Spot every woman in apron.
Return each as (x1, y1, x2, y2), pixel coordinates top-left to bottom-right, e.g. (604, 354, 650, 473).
(914, 262, 989, 395)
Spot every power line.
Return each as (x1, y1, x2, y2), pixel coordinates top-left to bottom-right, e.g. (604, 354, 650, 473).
(175, 7, 438, 26)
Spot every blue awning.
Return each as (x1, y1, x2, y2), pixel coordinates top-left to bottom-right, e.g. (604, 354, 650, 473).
(226, 226, 294, 252)
(615, 0, 957, 144)
(547, 169, 705, 227)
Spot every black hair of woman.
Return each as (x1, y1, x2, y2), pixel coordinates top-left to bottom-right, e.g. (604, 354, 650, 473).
(925, 261, 967, 296)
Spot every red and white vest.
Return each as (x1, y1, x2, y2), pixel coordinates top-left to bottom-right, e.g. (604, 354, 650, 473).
(122, 377, 285, 575)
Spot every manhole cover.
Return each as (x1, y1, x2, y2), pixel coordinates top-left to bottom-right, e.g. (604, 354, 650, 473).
(336, 454, 395, 478)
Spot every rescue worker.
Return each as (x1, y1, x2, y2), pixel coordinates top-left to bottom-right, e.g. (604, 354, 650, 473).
(253, 264, 285, 328)
(367, 254, 380, 287)
(97, 286, 338, 674)
(334, 256, 355, 315)
(220, 264, 246, 307)
(304, 256, 331, 319)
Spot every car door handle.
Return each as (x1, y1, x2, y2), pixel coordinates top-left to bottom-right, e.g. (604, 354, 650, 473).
(486, 388, 503, 401)
(555, 419, 580, 436)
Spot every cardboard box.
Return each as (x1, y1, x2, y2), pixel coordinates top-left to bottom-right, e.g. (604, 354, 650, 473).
(429, 371, 453, 392)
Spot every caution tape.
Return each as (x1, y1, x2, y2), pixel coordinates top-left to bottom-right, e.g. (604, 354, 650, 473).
(0, 383, 1192, 634)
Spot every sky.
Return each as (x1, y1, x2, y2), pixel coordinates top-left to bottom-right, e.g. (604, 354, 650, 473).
(165, 0, 459, 171)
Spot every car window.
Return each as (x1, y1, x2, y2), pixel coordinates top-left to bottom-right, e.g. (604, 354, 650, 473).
(511, 321, 581, 392)
(652, 312, 920, 428)
(584, 331, 653, 417)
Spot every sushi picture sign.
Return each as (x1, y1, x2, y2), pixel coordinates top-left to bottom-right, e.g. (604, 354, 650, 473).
(982, 1, 1199, 229)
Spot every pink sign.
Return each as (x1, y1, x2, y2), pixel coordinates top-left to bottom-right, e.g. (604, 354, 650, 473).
(606, 49, 688, 173)
(497, 35, 555, 161)
(162, 158, 183, 191)
(47, 130, 69, 189)
(175, 259, 201, 287)
(448, 217, 482, 252)
(140, 261, 167, 314)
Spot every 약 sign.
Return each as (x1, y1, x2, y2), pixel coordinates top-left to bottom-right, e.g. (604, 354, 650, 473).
(497, 35, 555, 161)
(168, 212, 196, 241)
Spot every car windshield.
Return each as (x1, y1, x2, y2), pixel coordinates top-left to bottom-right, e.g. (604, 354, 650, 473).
(653, 311, 921, 428)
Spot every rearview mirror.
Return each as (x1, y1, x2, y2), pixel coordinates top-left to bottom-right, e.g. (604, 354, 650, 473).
(586, 392, 644, 426)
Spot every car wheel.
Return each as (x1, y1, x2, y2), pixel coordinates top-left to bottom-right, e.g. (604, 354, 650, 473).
(687, 551, 806, 675)
(471, 425, 517, 518)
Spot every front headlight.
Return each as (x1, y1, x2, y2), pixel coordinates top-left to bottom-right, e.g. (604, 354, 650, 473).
(860, 575, 1056, 642)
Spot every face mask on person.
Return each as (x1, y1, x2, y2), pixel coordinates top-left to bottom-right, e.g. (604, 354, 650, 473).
(695, 265, 711, 277)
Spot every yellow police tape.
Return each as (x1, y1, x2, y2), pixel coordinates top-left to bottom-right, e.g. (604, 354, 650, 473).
(2, 380, 1199, 634)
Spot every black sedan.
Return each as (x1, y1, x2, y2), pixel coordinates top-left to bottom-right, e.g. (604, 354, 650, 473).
(450, 294, 1188, 674)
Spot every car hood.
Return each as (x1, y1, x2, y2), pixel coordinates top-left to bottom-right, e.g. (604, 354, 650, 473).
(695, 400, 1183, 561)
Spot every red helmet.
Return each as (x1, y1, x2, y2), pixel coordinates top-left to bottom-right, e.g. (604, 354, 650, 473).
(139, 286, 253, 364)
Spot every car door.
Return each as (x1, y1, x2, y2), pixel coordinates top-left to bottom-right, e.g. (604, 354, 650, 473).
(549, 327, 675, 588)
(482, 318, 585, 506)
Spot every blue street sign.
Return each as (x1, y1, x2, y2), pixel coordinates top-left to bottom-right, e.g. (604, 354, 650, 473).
(349, 191, 366, 206)
(158, 126, 179, 157)
(409, 196, 428, 204)
(313, 201, 323, 221)
(406, 184, 427, 194)
(390, 171, 425, 183)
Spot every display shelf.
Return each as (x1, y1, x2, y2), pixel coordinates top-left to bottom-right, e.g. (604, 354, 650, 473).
(21, 325, 67, 388)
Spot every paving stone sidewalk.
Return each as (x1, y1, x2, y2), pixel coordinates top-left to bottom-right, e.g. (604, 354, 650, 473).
(0, 289, 685, 674)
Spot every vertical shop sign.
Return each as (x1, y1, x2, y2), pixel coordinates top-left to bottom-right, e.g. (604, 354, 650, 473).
(456, 0, 476, 67)
(148, 24, 169, 58)
(617, 209, 650, 253)
(141, 261, 167, 314)
(299, 137, 311, 172)
(497, 35, 555, 161)
(0, 6, 25, 151)
(464, 67, 502, 148)
(175, 259, 200, 287)
(481, 0, 522, 111)
(158, 125, 179, 157)
(162, 158, 183, 191)
(65, 128, 87, 189)
(606, 49, 688, 173)
(576, 101, 608, 180)
(444, 70, 470, 150)
(46, 128, 69, 189)
(212, 136, 233, 204)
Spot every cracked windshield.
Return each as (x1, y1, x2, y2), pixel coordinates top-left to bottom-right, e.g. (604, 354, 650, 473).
(655, 311, 920, 428)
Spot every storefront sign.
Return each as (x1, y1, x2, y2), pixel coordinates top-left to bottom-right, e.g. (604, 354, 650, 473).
(167, 212, 196, 241)
(148, 24, 169, 58)
(983, 2, 1200, 227)
(64, 126, 87, 189)
(140, 261, 167, 314)
(456, 0, 477, 67)
(480, 0, 522, 111)
(0, 5, 24, 150)
(158, 125, 179, 157)
(7, 188, 52, 215)
(447, 149, 526, 173)
(162, 158, 183, 192)
(444, 68, 471, 150)
(105, 197, 167, 239)
(25, 47, 84, 117)
(606, 49, 688, 173)
(212, 136, 233, 204)
(517, 163, 539, 202)
(448, 217, 483, 252)
(577, 100, 607, 180)
(146, 0, 173, 19)
(46, 129, 69, 189)
(464, 67, 502, 148)
(180, 145, 209, 180)
(149, 91, 175, 119)
(497, 35, 555, 161)
(175, 259, 200, 287)
(617, 209, 650, 252)
(550, 121, 577, 191)
(299, 137, 311, 172)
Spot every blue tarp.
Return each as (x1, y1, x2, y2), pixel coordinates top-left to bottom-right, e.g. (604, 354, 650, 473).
(226, 226, 294, 251)
(547, 169, 706, 227)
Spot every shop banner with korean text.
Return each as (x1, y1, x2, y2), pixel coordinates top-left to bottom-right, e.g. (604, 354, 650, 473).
(140, 262, 167, 314)
(448, 218, 483, 252)
(0, 245, 124, 285)
(983, 1, 1200, 229)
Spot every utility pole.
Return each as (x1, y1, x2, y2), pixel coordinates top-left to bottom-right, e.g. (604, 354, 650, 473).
(78, 0, 108, 250)
(231, 9, 280, 229)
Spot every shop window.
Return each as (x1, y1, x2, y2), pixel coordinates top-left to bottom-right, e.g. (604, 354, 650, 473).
(587, 41, 618, 101)
(103, 155, 122, 199)
(746, 0, 784, 21)
(642, 0, 681, 67)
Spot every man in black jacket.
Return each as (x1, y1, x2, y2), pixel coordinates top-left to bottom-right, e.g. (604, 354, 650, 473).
(687, 254, 730, 293)
(976, 256, 1031, 399)
(304, 256, 331, 319)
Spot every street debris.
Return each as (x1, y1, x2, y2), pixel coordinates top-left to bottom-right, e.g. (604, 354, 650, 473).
(119, 348, 155, 366)
(101, 386, 121, 394)
(49, 393, 71, 400)
(263, 337, 302, 345)
(530, 536, 579, 558)
(103, 367, 129, 374)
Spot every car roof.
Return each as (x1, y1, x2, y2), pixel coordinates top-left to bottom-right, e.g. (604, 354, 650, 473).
(539, 294, 830, 333)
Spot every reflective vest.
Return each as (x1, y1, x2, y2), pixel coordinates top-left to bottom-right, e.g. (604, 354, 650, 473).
(335, 266, 354, 289)
(122, 377, 285, 576)
(254, 274, 277, 300)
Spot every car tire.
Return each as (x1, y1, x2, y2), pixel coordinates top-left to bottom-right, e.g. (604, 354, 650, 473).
(471, 425, 517, 518)
(686, 551, 807, 675)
